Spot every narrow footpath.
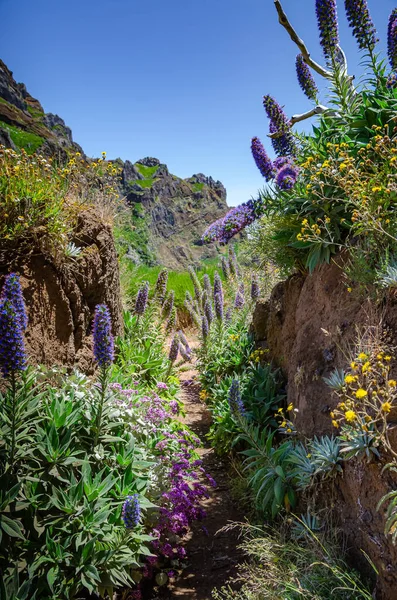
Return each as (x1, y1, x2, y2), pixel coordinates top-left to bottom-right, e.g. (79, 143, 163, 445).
(151, 354, 246, 600)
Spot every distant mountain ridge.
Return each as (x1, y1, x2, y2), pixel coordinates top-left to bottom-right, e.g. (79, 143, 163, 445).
(0, 59, 228, 268)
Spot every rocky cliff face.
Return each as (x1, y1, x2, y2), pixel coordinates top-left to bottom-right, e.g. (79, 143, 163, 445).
(251, 261, 397, 600)
(0, 210, 123, 372)
(119, 157, 228, 269)
(0, 60, 229, 269)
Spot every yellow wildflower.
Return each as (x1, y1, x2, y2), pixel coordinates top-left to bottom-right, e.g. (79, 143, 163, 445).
(358, 353, 368, 361)
(350, 362, 357, 370)
(385, 355, 392, 362)
(381, 402, 392, 414)
(332, 420, 339, 428)
(344, 375, 356, 384)
(388, 380, 397, 387)
(355, 389, 368, 399)
(287, 403, 293, 411)
(345, 410, 357, 423)
(362, 361, 371, 373)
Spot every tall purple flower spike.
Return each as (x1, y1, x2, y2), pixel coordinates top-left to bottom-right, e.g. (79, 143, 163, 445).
(93, 304, 114, 368)
(296, 55, 319, 102)
(315, 0, 340, 60)
(344, 0, 377, 51)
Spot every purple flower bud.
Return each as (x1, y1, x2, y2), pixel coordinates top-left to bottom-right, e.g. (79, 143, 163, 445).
(1, 274, 28, 330)
(388, 10, 397, 69)
(315, 0, 340, 59)
(162, 290, 175, 320)
(228, 246, 240, 278)
(213, 272, 223, 304)
(228, 379, 245, 417)
(165, 308, 177, 334)
(204, 300, 213, 325)
(387, 71, 397, 89)
(0, 299, 26, 378)
(251, 137, 274, 181)
(155, 268, 168, 303)
(202, 274, 212, 297)
(296, 55, 319, 102)
(234, 290, 245, 309)
(344, 0, 377, 51)
(269, 122, 297, 158)
(214, 292, 223, 321)
(275, 164, 299, 190)
(93, 304, 114, 368)
(134, 281, 149, 316)
(201, 315, 209, 341)
(225, 307, 233, 323)
(273, 156, 292, 171)
(169, 333, 180, 363)
(251, 275, 260, 301)
(180, 345, 192, 362)
(122, 494, 141, 528)
(221, 257, 230, 280)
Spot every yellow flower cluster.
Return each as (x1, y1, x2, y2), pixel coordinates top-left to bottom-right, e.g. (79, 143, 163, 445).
(199, 389, 209, 401)
(249, 348, 269, 363)
(275, 403, 295, 435)
(330, 349, 396, 450)
(229, 334, 239, 342)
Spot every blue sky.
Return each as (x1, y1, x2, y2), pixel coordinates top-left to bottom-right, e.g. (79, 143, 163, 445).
(0, 0, 394, 205)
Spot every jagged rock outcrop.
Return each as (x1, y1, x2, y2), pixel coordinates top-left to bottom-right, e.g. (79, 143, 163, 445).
(0, 210, 123, 372)
(251, 260, 397, 600)
(120, 157, 228, 269)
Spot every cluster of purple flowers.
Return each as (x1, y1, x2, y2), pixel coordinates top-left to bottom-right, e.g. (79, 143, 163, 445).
(251, 274, 260, 301)
(388, 9, 397, 70)
(275, 163, 300, 190)
(178, 330, 192, 362)
(234, 290, 245, 309)
(315, 0, 340, 59)
(228, 379, 245, 417)
(344, 0, 377, 50)
(122, 494, 141, 528)
(155, 269, 168, 303)
(201, 315, 209, 341)
(93, 304, 114, 368)
(263, 95, 297, 158)
(0, 274, 27, 378)
(251, 137, 274, 181)
(169, 333, 180, 363)
(296, 54, 319, 102)
(135, 281, 149, 316)
(201, 197, 264, 244)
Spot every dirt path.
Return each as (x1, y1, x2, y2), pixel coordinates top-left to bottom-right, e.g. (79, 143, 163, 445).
(150, 352, 245, 600)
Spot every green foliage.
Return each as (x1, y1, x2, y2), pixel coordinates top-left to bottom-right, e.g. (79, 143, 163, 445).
(191, 182, 204, 192)
(0, 121, 44, 154)
(135, 163, 159, 178)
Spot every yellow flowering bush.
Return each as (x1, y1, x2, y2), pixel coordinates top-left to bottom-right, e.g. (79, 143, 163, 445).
(0, 146, 122, 254)
(330, 349, 397, 460)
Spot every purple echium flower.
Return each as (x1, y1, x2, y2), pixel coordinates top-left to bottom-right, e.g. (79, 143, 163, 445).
(169, 333, 180, 363)
(214, 292, 224, 321)
(122, 494, 141, 528)
(202, 198, 265, 245)
(315, 0, 340, 60)
(344, 0, 377, 50)
(165, 308, 177, 334)
(1, 274, 28, 330)
(155, 268, 168, 303)
(251, 274, 260, 301)
(202, 274, 212, 297)
(225, 307, 233, 323)
(228, 380, 245, 417)
(135, 281, 149, 316)
(201, 315, 209, 341)
(180, 345, 192, 362)
(275, 164, 300, 190)
(263, 95, 291, 132)
(228, 246, 239, 277)
(184, 298, 201, 329)
(178, 330, 189, 348)
(387, 71, 397, 89)
(296, 55, 319, 102)
(269, 121, 297, 158)
(204, 300, 213, 325)
(0, 299, 26, 378)
(388, 10, 397, 69)
(251, 137, 274, 181)
(162, 290, 175, 320)
(188, 266, 202, 300)
(213, 272, 223, 303)
(273, 156, 292, 171)
(234, 290, 245, 309)
(93, 304, 114, 368)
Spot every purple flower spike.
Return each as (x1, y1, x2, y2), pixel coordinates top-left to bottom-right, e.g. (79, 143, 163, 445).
(315, 0, 340, 60)
(221, 257, 230, 280)
(201, 315, 209, 341)
(202, 274, 212, 297)
(263, 96, 297, 157)
(296, 55, 319, 102)
(251, 137, 274, 181)
(273, 156, 292, 171)
(214, 292, 224, 321)
(234, 290, 245, 309)
(388, 10, 397, 69)
(122, 494, 141, 528)
(213, 272, 223, 304)
(93, 304, 114, 368)
(155, 268, 168, 303)
(135, 281, 149, 316)
(162, 291, 175, 320)
(1, 274, 28, 331)
(275, 164, 299, 190)
(387, 71, 397, 89)
(225, 307, 233, 323)
(344, 0, 377, 51)
(251, 274, 260, 301)
(204, 300, 213, 325)
(169, 333, 180, 363)
(0, 299, 26, 378)
(228, 380, 245, 417)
